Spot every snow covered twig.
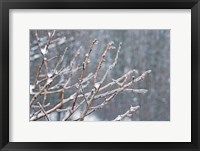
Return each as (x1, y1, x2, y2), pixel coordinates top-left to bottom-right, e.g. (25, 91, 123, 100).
(113, 106, 140, 121)
(30, 34, 151, 121)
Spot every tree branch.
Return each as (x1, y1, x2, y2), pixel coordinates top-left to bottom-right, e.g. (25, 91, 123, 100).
(113, 106, 140, 121)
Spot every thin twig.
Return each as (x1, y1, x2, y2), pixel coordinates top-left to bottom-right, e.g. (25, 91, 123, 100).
(93, 41, 114, 84)
(30, 33, 151, 121)
(37, 102, 50, 121)
(34, 59, 44, 87)
(113, 106, 140, 121)
(71, 39, 97, 110)
(79, 42, 122, 121)
(30, 70, 150, 121)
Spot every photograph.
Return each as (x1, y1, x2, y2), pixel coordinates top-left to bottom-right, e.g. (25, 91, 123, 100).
(1, 1, 199, 150)
(29, 30, 170, 121)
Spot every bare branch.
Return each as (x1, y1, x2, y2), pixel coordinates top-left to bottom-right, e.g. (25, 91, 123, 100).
(32, 103, 50, 109)
(33, 30, 56, 86)
(125, 89, 148, 94)
(30, 32, 151, 122)
(34, 59, 44, 88)
(113, 106, 140, 121)
(71, 39, 97, 110)
(93, 41, 114, 84)
(37, 102, 50, 121)
(30, 69, 150, 121)
(63, 99, 86, 121)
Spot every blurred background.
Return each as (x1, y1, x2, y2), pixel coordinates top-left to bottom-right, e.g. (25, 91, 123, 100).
(30, 30, 170, 121)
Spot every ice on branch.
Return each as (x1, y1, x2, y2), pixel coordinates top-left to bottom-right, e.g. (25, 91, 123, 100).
(30, 33, 151, 121)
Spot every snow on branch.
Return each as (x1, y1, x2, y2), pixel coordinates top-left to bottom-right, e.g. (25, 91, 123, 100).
(113, 106, 140, 121)
(30, 34, 151, 121)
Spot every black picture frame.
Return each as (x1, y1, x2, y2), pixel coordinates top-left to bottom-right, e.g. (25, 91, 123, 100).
(0, 0, 199, 151)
